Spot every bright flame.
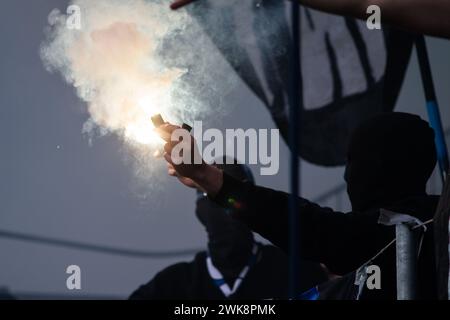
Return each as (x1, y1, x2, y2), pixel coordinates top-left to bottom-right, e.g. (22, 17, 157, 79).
(124, 94, 165, 146)
(125, 119, 159, 145)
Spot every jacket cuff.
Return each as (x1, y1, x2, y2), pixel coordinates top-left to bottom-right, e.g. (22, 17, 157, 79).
(211, 172, 249, 212)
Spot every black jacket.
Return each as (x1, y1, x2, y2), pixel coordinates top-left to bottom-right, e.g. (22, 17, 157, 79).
(214, 173, 439, 299)
(130, 244, 326, 300)
(130, 245, 285, 300)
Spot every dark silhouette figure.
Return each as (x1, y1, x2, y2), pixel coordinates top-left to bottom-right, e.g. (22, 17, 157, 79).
(130, 161, 327, 300)
(211, 113, 439, 299)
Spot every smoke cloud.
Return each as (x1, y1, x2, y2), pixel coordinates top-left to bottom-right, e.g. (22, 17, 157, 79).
(41, 0, 230, 149)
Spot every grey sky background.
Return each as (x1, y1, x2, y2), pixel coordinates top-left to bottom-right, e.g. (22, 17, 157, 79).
(0, 0, 449, 298)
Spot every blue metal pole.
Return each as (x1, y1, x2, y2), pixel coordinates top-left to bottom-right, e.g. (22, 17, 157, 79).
(288, 1, 301, 298)
(416, 35, 449, 182)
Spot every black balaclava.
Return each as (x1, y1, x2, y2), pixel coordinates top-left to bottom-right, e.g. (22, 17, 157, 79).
(195, 159, 255, 282)
(345, 112, 437, 212)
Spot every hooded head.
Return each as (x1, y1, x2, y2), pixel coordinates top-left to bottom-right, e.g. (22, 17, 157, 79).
(195, 157, 255, 280)
(345, 112, 437, 211)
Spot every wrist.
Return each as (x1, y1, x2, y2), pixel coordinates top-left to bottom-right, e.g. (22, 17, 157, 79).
(194, 164, 223, 197)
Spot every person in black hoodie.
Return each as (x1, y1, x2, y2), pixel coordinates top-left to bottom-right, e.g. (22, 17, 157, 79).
(157, 112, 440, 299)
(130, 160, 327, 300)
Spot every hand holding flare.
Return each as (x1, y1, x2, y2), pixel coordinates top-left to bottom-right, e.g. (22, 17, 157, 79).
(155, 123, 223, 195)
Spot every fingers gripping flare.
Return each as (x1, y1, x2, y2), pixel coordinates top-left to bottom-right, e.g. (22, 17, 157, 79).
(154, 119, 204, 180)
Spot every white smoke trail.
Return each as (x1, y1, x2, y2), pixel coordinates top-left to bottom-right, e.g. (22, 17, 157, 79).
(41, 0, 227, 150)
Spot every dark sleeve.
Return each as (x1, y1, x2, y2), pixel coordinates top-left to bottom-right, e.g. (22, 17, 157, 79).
(213, 173, 394, 274)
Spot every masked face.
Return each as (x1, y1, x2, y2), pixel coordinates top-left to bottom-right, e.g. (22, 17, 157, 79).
(345, 112, 437, 211)
(195, 195, 254, 279)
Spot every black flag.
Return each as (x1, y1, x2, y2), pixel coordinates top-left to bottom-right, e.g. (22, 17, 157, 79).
(188, 0, 413, 166)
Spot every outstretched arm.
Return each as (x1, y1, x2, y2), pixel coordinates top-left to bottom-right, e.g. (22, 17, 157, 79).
(156, 124, 393, 274)
(299, 0, 450, 39)
(213, 171, 390, 274)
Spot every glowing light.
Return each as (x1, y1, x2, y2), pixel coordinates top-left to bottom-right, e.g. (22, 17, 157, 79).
(124, 120, 156, 145)
(123, 93, 166, 146)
